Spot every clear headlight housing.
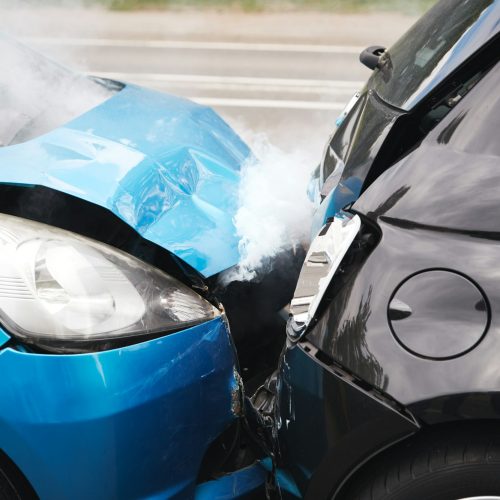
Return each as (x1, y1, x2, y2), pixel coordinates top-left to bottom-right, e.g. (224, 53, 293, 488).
(0, 214, 218, 352)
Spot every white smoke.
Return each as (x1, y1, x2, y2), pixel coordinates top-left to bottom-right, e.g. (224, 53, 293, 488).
(0, 35, 114, 147)
(222, 132, 316, 283)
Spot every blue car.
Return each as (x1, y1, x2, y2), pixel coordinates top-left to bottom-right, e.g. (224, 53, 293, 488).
(0, 36, 283, 499)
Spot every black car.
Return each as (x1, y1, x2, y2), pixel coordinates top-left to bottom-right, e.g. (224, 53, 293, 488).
(263, 0, 500, 498)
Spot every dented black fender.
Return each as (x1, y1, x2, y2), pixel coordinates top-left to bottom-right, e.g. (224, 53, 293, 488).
(276, 342, 419, 499)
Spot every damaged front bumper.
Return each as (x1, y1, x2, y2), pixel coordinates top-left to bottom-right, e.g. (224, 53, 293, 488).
(0, 317, 246, 500)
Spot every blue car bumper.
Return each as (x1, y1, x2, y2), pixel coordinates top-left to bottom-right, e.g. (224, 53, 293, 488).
(0, 317, 240, 499)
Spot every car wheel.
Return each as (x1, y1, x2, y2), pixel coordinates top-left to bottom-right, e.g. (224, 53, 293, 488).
(338, 426, 500, 500)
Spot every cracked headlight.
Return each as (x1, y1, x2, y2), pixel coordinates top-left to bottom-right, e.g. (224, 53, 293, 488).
(0, 213, 218, 352)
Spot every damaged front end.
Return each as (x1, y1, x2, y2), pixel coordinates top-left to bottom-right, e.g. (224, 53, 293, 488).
(245, 212, 420, 500)
(0, 37, 305, 498)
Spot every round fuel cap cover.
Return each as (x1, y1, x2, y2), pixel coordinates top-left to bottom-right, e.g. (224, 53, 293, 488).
(388, 269, 489, 360)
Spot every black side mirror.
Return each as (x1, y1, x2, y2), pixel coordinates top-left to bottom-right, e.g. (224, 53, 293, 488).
(360, 46, 386, 70)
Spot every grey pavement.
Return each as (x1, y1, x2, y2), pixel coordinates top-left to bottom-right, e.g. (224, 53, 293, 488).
(0, 7, 417, 158)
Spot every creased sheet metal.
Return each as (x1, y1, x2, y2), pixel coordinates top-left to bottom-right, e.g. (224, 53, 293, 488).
(0, 84, 251, 277)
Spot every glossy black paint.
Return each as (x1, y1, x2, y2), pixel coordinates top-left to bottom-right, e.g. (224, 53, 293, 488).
(276, 342, 418, 499)
(409, 393, 500, 425)
(356, 70, 500, 232)
(320, 89, 403, 206)
(307, 62, 500, 406)
(388, 270, 490, 360)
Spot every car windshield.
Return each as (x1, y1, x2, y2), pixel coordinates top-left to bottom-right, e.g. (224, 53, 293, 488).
(0, 36, 119, 147)
(369, 0, 499, 110)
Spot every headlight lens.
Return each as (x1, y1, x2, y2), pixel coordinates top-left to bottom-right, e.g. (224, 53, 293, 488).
(0, 213, 218, 351)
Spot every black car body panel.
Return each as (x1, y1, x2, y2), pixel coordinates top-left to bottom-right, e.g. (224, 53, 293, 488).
(317, 79, 404, 220)
(314, 61, 500, 405)
(275, 3, 500, 497)
(324, 90, 403, 185)
(277, 342, 419, 499)
(354, 64, 500, 233)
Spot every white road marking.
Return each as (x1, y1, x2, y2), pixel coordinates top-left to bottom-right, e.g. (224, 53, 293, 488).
(188, 97, 345, 110)
(89, 72, 355, 110)
(26, 36, 363, 54)
(133, 81, 357, 95)
(93, 72, 364, 89)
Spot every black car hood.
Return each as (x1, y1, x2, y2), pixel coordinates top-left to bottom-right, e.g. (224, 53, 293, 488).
(353, 61, 500, 235)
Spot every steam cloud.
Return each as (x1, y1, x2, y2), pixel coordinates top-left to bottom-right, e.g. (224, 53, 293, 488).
(0, 35, 114, 147)
(222, 132, 315, 283)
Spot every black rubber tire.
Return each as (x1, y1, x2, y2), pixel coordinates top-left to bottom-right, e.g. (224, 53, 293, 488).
(338, 425, 500, 500)
(0, 452, 37, 500)
(0, 465, 22, 500)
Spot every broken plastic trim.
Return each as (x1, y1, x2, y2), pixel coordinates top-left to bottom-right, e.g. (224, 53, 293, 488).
(287, 213, 361, 341)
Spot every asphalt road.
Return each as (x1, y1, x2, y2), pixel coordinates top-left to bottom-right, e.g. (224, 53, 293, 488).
(2, 7, 417, 159)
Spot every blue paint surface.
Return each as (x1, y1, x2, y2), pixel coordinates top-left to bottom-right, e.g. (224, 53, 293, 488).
(260, 459, 302, 498)
(0, 317, 238, 499)
(310, 175, 363, 238)
(195, 463, 267, 499)
(0, 327, 10, 348)
(0, 84, 252, 277)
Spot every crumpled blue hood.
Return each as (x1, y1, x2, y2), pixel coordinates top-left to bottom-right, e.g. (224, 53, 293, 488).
(0, 84, 251, 277)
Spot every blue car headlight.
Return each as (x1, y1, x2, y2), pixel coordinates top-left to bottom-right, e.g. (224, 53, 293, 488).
(0, 213, 219, 352)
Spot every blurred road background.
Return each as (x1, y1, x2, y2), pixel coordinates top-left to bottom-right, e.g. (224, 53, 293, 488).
(1, 5, 418, 158)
